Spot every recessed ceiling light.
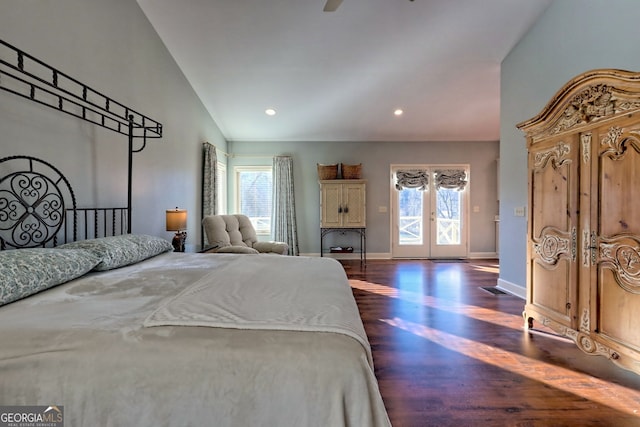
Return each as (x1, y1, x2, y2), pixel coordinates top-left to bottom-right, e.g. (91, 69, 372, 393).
(265, 108, 277, 116)
(394, 109, 404, 116)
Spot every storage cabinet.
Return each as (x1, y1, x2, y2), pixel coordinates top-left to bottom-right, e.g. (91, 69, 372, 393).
(319, 180, 366, 264)
(517, 69, 640, 375)
(319, 180, 366, 228)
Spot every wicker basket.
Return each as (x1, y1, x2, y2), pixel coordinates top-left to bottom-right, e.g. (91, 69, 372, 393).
(341, 163, 362, 179)
(317, 163, 339, 180)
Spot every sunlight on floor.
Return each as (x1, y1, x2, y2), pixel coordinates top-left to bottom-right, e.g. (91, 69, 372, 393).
(470, 263, 499, 274)
(381, 316, 640, 416)
(350, 279, 523, 331)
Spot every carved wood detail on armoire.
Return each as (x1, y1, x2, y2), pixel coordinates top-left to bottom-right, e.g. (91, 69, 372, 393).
(518, 69, 640, 375)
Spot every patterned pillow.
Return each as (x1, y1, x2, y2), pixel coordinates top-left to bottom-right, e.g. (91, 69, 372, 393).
(125, 234, 175, 259)
(0, 248, 100, 307)
(58, 234, 173, 271)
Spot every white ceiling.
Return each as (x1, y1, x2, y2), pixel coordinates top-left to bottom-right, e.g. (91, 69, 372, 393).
(136, 0, 552, 142)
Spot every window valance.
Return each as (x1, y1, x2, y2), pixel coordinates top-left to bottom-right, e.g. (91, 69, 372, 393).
(394, 170, 429, 191)
(434, 169, 467, 191)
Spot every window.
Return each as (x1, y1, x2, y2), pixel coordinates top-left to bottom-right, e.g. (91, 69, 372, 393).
(235, 166, 272, 235)
(216, 161, 227, 215)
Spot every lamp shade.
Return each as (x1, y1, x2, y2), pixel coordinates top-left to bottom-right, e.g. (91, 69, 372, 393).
(166, 208, 187, 231)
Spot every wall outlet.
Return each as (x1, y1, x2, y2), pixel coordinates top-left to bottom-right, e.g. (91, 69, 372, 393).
(514, 207, 526, 217)
(378, 206, 388, 213)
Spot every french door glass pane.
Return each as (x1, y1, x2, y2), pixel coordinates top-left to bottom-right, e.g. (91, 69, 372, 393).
(398, 188, 423, 245)
(436, 188, 461, 245)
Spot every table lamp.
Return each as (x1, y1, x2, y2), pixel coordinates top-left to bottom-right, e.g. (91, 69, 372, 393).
(166, 207, 187, 252)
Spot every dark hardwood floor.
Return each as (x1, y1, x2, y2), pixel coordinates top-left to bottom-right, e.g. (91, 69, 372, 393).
(341, 259, 640, 427)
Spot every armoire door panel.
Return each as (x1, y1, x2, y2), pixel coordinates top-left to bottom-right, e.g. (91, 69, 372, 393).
(343, 183, 366, 226)
(593, 125, 640, 352)
(598, 267, 640, 351)
(528, 138, 579, 329)
(530, 140, 576, 236)
(530, 260, 574, 324)
(597, 128, 640, 237)
(321, 183, 342, 227)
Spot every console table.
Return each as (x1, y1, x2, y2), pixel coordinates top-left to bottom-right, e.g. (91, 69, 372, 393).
(320, 227, 366, 265)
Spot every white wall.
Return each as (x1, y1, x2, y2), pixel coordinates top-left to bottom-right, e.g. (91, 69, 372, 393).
(500, 0, 640, 295)
(0, 0, 227, 245)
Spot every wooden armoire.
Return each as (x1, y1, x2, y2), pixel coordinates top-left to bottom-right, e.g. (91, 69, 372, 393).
(518, 69, 640, 375)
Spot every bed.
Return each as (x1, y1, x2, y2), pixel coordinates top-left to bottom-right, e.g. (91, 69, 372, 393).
(1, 38, 389, 426)
(0, 155, 391, 426)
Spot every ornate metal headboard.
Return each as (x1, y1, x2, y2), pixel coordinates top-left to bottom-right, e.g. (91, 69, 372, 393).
(0, 156, 130, 249)
(0, 156, 77, 249)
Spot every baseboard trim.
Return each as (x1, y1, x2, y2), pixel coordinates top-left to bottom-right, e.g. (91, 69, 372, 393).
(496, 278, 525, 300)
(300, 252, 391, 260)
(469, 252, 498, 259)
(301, 252, 498, 260)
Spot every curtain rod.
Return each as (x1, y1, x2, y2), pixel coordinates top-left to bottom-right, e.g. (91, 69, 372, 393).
(228, 154, 276, 159)
(203, 141, 283, 159)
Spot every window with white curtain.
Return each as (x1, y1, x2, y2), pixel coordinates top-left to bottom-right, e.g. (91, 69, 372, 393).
(235, 166, 272, 235)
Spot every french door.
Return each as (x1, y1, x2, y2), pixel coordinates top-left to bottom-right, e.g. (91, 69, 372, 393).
(391, 164, 469, 259)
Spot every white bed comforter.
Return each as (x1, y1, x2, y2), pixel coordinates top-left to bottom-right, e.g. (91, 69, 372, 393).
(0, 253, 390, 427)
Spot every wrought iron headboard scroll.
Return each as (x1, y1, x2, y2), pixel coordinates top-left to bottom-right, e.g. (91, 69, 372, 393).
(0, 155, 77, 249)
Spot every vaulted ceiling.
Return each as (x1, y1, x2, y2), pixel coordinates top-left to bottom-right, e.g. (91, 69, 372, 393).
(137, 0, 552, 142)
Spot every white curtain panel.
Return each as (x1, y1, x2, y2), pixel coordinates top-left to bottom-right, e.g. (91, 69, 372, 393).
(272, 156, 299, 256)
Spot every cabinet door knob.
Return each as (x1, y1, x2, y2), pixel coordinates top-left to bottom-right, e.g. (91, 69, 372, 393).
(338, 206, 342, 213)
(344, 206, 349, 213)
